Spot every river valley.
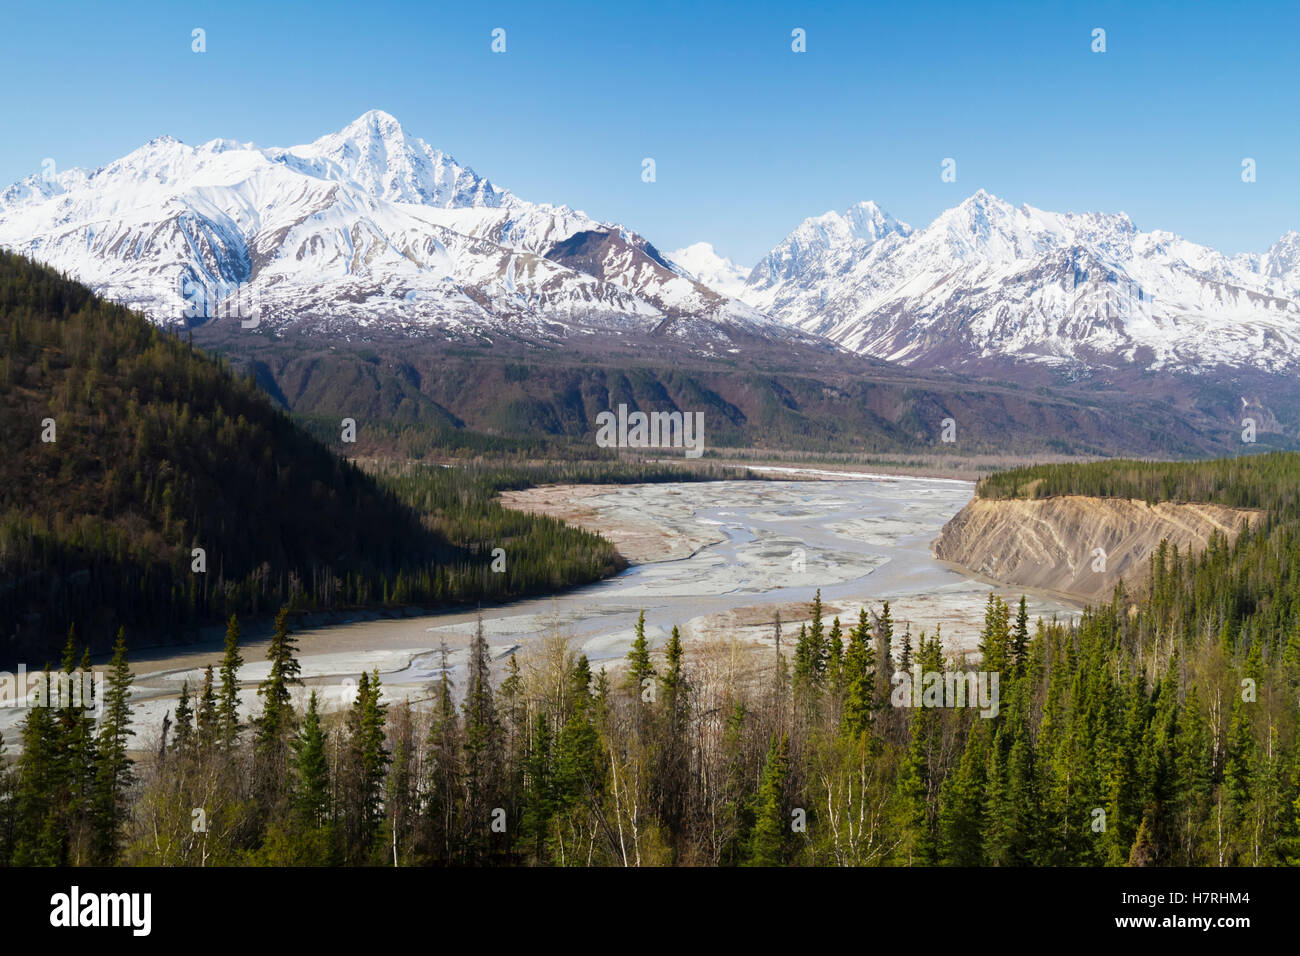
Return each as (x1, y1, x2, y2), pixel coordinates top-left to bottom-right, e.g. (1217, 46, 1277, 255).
(0, 474, 1083, 748)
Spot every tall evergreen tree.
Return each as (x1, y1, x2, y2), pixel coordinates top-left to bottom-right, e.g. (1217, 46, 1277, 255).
(423, 642, 462, 864)
(625, 609, 656, 698)
(217, 614, 244, 750)
(255, 605, 301, 748)
(197, 665, 219, 751)
(13, 685, 63, 865)
(343, 670, 389, 860)
(172, 681, 195, 754)
(91, 628, 134, 864)
(292, 690, 331, 832)
(747, 733, 791, 866)
(461, 615, 501, 862)
(842, 607, 876, 741)
(521, 711, 554, 861)
(1011, 595, 1030, 674)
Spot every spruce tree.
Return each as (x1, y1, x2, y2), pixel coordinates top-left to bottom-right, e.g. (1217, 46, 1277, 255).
(292, 690, 331, 831)
(217, 613, 244, 749)
(826, 616, 844, 693)
(59, 636, 98, 861)
(255, 605, 301, 748)
(841, 607, 876, 741)
(344, 671, 389, 858)
(978, 594, 1011, 675)
(13, 686, 62, 865)
(793, 623, 811, 685)
(658, 627, 689, 838)
(809, 591, 826, 673)
(660, 625, 687, 737)
(625, 609, 656, 697)
(173, 681, 195, 754)
(872, 602, 895, 712)
(197, 665, 218, 750)
(554, 655, 600, 823)
(747, 733, 790, 866)
(1011, 595, 1030, 674)
(522, 711, 554, 861)
(424, 642, 462, 864)
(461, 615, 500, 862)
(91, 628, 134, 864)
(895, 711, 936, 864)
(938, 717, 989, 865)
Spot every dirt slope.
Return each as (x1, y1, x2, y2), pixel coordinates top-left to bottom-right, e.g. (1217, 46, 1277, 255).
(933, 495, 1264, 601)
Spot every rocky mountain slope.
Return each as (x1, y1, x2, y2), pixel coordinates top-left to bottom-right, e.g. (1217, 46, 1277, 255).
(0, 110, 784, 348)
(735, 191, 1300, 379)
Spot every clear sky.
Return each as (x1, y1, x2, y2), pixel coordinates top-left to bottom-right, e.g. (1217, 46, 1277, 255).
(2, 0, 1298, 265)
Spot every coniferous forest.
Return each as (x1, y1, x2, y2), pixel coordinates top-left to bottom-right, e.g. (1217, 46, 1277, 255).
(4, 496, 1300, 866)
(0, 252, 752, 666)
(3, 251, 1300, 868)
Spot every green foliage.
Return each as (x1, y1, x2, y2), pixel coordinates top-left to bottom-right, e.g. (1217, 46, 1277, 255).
(977, 451, 1300, 514)
(5, 453, 1300, 867)
(292, 691, 331, 832)
(747, 734, 791, 866)
(255, 606, 301, 749)
(624, 610, 655, 696)
(0, 251, 637, 665)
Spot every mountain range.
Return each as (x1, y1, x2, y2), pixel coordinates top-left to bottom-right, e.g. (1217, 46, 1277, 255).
(0, 110, 784, 352)
(732, 191, 1300, 378)
(3, 110, 1299, 452)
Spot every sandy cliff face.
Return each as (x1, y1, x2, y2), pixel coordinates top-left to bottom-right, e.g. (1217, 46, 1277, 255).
(933, 495, 1264, 601)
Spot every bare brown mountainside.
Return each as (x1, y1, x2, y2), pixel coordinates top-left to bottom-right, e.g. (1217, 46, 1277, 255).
(189, 321, 1284, 459)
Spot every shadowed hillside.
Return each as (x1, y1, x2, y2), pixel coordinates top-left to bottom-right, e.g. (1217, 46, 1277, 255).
(0, 252, 622, 664)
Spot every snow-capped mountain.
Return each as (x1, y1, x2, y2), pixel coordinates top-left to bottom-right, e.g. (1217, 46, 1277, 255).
(0, 110, 779, 344)
(665, 243, 751, 300)
(729, 190, 1300, 375)
(745, 201, 912, 303)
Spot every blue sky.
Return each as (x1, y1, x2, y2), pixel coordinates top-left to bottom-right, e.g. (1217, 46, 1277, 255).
(2, 0, 1298, 264)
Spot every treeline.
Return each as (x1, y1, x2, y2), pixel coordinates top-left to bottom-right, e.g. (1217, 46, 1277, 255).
(5, 563, 1299, 865)
(0, 252, 629, 664)
(977, 452, 1300, 515)
(293, 412, 601, 461)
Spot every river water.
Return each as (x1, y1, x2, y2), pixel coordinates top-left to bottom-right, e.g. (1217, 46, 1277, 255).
(0, 475, 1082, 747)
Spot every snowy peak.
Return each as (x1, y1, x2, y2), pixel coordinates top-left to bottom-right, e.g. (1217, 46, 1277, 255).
(0, 111, 782, 347)
(792, 201, 911, 249)
(666, 242, 751, 299)
(286, 110, 509, 209)
(338, 108, 406, 143)
(1263, 230, 1300, 284)
(745, 200, 911, 297)
(843, 200, 912, 243)
(741, 191, 1300, 376)
(927, 190, 1060, 263)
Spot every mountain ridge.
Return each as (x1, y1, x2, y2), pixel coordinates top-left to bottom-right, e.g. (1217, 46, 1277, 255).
(727, 189, 1300, 378)
(0, 110, 785, 351)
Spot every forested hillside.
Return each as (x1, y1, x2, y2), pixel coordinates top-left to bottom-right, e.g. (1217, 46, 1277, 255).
(4, 429, 1300, 867)
(977, 452, 1300, 514)
(0, 252, 622, 664)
